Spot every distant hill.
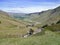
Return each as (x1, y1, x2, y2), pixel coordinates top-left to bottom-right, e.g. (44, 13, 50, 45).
(8, 12, 26, 20)
(23, 6, 60, 27)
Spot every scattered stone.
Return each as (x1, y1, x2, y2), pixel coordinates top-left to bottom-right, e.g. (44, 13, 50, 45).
(23, 34, 30, 38)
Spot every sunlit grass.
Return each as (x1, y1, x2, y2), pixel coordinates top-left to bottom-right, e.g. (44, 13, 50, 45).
(0, 31, 60, 45)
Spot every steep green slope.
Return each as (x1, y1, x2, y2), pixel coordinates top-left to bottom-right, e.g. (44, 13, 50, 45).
(0, 10, 26, 29)
(23, 6, 60, 27)
(45, 23, 60, 32)
(0, 10, 29, 37)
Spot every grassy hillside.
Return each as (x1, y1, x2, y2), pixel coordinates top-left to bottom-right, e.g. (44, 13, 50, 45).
(0, 30, 60, 45)
(45, 23, 60, 31)
(23, 6, 60, 27)
(0, 23, 60, 45)
(0, 6, 60, 45)
(0, 10, 30, 37)
(0, 21, 60, 45)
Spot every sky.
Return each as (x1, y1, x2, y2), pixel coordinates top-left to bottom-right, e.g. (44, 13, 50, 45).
(0, 0, 60, 13)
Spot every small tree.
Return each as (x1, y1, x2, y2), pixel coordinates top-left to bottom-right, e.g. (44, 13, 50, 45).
(0, 21, 1, 24)
(28, 29, 34, 35)
(41, 24, 48, 28)
(56, 20, 60, 24)
(51, 23, 54, 25)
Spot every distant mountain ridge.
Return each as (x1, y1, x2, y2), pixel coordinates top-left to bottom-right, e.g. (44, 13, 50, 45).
(22, 6, 60, 26)
(5, 6, 60, 27)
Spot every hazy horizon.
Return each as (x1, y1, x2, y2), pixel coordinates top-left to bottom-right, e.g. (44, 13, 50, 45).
(0, 0, 60, 13)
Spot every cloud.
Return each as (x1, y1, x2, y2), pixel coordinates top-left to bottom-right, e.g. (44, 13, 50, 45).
(0, 0, 60, 13)
(1, 6, 58, 13)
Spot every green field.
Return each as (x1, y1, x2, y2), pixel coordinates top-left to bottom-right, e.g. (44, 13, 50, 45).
(0, 31, 60, 45)
(0, 23, 60, 45)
